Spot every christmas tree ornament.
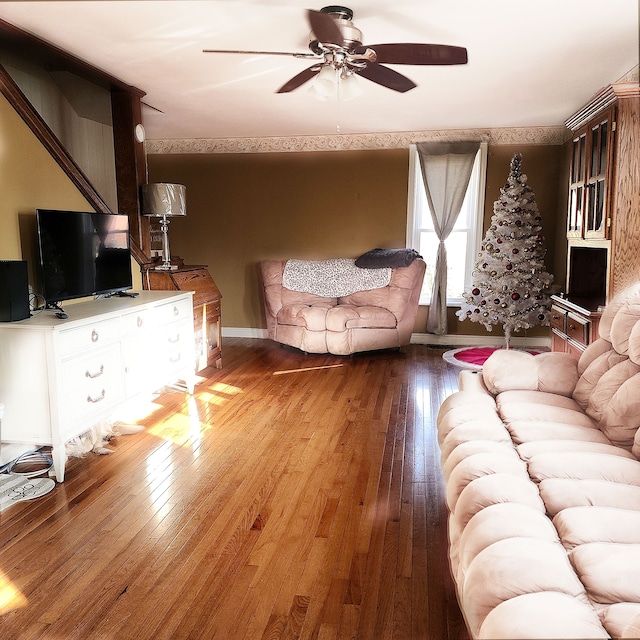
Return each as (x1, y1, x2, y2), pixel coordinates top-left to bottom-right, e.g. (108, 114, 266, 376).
(457, 153, 554, 347)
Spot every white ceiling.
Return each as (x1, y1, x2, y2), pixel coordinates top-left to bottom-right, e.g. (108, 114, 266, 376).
(0, 1, 638, 141)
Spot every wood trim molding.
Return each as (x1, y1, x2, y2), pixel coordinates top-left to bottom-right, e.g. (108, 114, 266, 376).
(146, 126, 570, 155)
(0, 63, 112, 213)
(565, 82, 640, 131)
(0, 64, 149, 266)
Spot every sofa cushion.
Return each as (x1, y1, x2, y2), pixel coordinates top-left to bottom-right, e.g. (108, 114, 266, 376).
(528, 451, 640, 486)
(439, 421, 514, 461)
(586, 359, 640, 426)
(442, 440, 516, 481)
(598, 282, 640, 341)
(630, 319, 640, 365)
(610, 301, 640, 355)
(483, 350, 578, 397)
(600, 372, 640, 448)
(499, 401, 597, 429)
(573, 349, 629, 409)
(462, 537, 591, 637)
(445, 451, 528, 511)
(482, 349, 539, 392)
(281, 288, 336, 308)
(496, 389, 585, 412)
(577, 337, 614, 376)
(554, 506, 640, 550)
(517, 439, 636, 462)
(502, 420, 609, 446)
(457, 503, 559, 582)
(478, 592, 609, 639)
(325, 304, 396, 331)
(539, 478, 640, 517)
(277, 303, 333, 331)
(452, 473, 545, 529)
(570, 542, 640, 605)
(602, 602, 640, 638)
(633, 427, 640, 460)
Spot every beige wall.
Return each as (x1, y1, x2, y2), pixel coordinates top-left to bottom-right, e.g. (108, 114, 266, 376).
(0, 93, 142, 294)
(148, 143, 565, 337)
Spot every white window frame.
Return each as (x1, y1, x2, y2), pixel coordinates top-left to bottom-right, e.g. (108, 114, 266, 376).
(406, 142, 488, 305)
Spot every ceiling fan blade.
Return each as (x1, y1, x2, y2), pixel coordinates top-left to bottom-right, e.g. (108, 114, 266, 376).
(203, 48, 316, 59)
(276, 64, 322, 93)
(307, 9, 344, 46)
(361, 43, 468, 65)
(356, 63, 417, 93)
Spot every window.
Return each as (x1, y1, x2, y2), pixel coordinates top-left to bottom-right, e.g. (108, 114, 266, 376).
(406, 143, 487, 305)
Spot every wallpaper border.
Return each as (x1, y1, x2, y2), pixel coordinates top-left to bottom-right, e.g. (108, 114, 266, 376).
(146, 126, 570, 154)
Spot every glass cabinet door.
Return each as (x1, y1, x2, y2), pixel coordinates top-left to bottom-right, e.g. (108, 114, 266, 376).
(567, 133, 586, 237)
(567, 106, 615, 240)
(584, 113, 613, 238)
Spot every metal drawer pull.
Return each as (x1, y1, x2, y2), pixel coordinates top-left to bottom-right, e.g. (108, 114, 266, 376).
(170, 354, 181, 363)
(169, 334, 180, 343)
(173, 306, 179, 316)
(137, 316, 143, 328)
(91, 329, 99, 343)
(568, 323, 577, 331)
(85, 365, 104, 379)
(87, 389, 106, 404)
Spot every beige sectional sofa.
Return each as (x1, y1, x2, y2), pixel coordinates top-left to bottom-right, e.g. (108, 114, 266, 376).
(437, 282, 640, 639)
(260, 257, 425, 355)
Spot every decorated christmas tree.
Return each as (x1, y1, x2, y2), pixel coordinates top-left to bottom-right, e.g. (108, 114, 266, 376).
(457, 153, 554, 346)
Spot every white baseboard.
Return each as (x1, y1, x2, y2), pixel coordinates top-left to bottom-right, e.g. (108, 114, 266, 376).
(222, 327, 269, 339)
(411, 333, 552, 349)
(222, 327, 551, 350)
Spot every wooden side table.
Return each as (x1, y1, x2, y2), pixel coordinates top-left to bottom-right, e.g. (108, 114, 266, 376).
(145, 263, 222, 371)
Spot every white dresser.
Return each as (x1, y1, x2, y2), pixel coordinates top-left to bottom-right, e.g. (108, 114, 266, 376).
(0, 291, 195, 481)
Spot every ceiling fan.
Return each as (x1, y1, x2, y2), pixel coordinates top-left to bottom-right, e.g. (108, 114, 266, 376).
(203, 5, 468, 94)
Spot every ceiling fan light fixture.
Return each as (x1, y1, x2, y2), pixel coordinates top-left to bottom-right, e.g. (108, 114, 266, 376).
(309, 62, 363, 102)
(339, 70, 363, 101)
(310, 63, 339, 100)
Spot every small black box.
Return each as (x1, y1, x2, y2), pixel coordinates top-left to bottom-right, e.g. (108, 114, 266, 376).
(0, 260, 30, 322)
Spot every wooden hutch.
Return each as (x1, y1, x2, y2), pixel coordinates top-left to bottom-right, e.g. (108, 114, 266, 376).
(551, 82, 640, 357)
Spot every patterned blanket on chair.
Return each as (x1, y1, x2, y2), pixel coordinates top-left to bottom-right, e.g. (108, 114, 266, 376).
(282, 258, 391, 297)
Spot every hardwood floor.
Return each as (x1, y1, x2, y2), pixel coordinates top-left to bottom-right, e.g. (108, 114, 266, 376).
(0, 339, 469, 640)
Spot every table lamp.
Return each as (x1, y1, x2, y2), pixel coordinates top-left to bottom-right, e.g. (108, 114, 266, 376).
(141, 183, 186, 271)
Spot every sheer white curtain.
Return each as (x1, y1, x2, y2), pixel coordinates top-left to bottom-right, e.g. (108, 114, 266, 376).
(417, 142, 480, 335)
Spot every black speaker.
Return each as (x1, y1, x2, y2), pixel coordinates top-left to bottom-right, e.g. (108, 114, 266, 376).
(0, 260, 30, 322)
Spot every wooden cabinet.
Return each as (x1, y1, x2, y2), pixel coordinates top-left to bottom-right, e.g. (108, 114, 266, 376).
(555, 82, 640, 356)
(564, 82, 640, 301)
(145, 264, 222, 371)
(550, 296, 602, 359)
(0, 292, 195, 481)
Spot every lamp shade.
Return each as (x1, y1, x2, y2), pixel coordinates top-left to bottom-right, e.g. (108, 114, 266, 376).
(141, 183, 186, 217)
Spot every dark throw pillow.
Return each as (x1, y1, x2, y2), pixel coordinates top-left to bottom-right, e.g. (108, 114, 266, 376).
(355, 248, 422, 269)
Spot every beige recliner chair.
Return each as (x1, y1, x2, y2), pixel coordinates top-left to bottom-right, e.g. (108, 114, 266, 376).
(260, 257, 426, 355)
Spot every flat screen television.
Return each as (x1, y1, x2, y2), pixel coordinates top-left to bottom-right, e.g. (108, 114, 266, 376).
(36, 209, 132, 307)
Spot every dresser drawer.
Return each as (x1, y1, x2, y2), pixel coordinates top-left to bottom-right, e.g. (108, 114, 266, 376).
(59, 319, 120, 356)
(61, 347, 124, 425)
(153, 297, 193, 327)
(566, 312, 590, 347)
(121, 308, 150, 336)
(161, 340, 195, 378)
(550, 305, 566, 333)
(157, 319, 192, 348)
